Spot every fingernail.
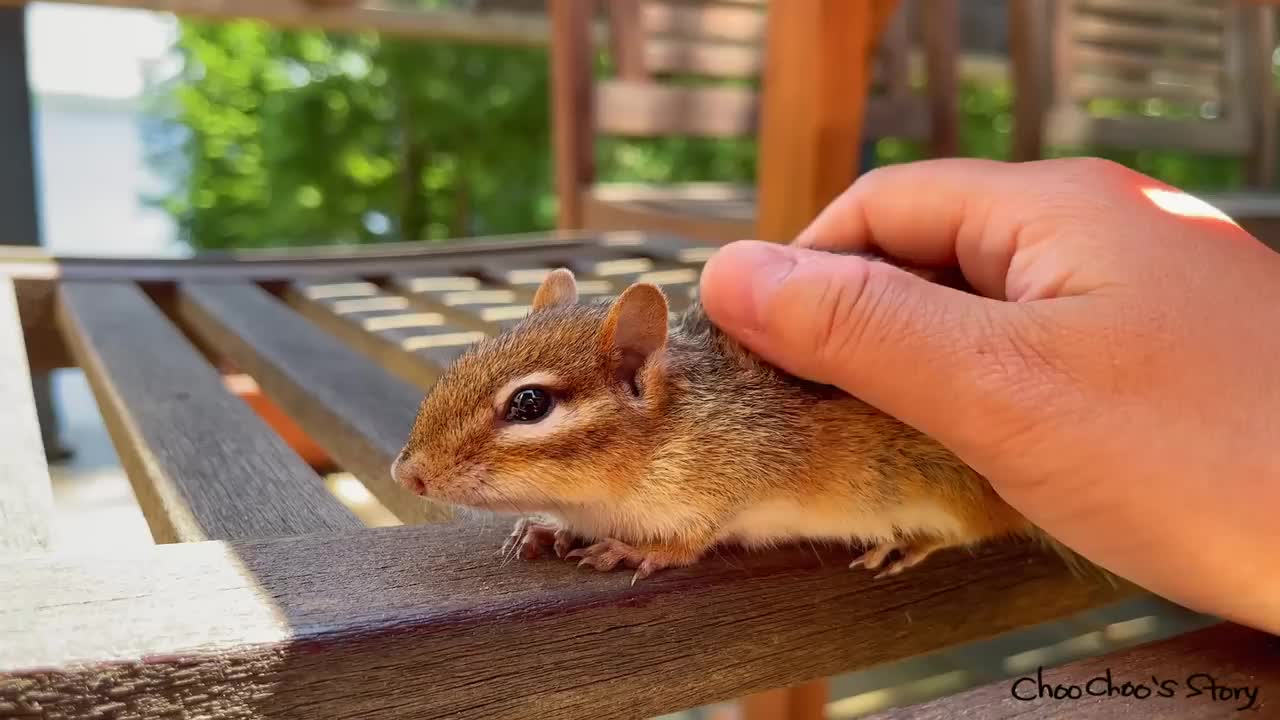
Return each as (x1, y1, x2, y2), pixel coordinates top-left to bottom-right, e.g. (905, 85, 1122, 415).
(703, 240, 797, 331)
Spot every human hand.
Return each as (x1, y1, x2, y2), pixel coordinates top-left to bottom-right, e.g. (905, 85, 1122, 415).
(699, 158, 1280, 634)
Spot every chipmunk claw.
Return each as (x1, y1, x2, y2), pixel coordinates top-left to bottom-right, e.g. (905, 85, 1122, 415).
(850, 540, 941, 579)
(565, 538, 680, 583)
(501, 517, 571, 561)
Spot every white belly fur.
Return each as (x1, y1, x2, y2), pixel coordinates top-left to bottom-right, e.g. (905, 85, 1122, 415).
(716, 497, 969, 549)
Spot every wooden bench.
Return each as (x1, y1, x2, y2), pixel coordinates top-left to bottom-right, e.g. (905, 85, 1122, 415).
(1, 232, 1275, 719)
(550, 0, 960, 245)
(1010, 0, 1277, 184)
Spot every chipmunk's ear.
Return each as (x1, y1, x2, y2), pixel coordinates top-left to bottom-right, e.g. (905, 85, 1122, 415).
(532, 268, 578, 311)
(602, 283, 668, 395)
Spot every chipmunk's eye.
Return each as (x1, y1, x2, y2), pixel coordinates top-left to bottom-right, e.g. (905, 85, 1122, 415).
(505, 387, 553, 423)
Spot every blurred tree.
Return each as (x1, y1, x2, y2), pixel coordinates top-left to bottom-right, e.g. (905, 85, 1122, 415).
(144, 19, 559, 249)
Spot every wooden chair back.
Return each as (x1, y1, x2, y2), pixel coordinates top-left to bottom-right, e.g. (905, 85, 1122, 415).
(550, 0, 959, 230)
(1012, 0, 1276, 185)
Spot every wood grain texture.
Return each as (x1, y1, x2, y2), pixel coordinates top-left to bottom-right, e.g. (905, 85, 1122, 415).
(174, 281, 448, 525)
(865, 622, 1279, 719)
(0, 523, 1134, 719)
(0, 278, 53, 555)
(57, 281, 363, 544)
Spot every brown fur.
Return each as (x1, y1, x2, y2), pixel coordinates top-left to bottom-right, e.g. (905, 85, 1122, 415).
(394, 263, 1045, 578)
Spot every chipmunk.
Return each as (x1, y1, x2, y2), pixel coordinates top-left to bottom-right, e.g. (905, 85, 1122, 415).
(391, 253, 1043, 584)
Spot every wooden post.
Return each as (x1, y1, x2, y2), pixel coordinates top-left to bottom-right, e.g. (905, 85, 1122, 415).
(1009, 0, 1049, 162)
(1247, 2, 1277, 188)
(0, 5, 69, 461)
(548, 0, 595, 231)
(753, 0, 900, 243)
(921, 0, 960, 159)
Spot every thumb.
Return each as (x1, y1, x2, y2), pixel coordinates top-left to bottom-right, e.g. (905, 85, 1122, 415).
(699, 240, 1043, 449)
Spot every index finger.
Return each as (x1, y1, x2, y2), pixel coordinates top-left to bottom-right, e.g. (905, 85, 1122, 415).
(792, 157, 1149, 299)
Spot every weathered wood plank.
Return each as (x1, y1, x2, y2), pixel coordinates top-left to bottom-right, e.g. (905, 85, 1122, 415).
(57, 281, 363, 544)
(865, 622, 1279, 719)
(174, 281, 449, 525)
(0, 524, 1133, 719)
(0, 278, 53, 555)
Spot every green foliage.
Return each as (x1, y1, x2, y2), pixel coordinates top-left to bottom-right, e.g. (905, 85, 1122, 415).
(146, 20, 555, 249)
(145, 25, 1257, 251)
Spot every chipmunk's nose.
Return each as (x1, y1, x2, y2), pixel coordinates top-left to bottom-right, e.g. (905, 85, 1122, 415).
(391, 450, 427, 495)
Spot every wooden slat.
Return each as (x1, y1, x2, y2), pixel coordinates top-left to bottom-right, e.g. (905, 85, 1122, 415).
(1073, 0, 1226, 27)
(1071, 43, 1224, 76)
(283, 279, 460, 389)
(174, 281, 449, 525)
(1069, 16, 1224, 55)
(390, 275, 533, 333)
(641, 1, 767, 43)
(1069, 74, 1221, 104)
(0, 525, 1134, 719)
(0, 278, 53, 555)
(596, 79, 758, 138)
(645, 38, 763, 78)
(594, 82, 934, 143)
(0, 232, 596, 281)
(583, 189, 757, 245)
(865, 622, 1279, 719)
(1045, 106, 1251, 154)
(57, 281, 363, 544)
(563, 254, 703, 311)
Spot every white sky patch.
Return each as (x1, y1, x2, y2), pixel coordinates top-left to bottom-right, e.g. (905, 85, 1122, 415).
(26, 3, 178, 100)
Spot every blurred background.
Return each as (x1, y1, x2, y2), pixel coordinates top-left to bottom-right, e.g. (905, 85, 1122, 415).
(22, 0, 1260, 259)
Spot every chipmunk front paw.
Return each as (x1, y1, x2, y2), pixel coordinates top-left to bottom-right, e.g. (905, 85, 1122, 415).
(850, 539, 945, 579)
(565, 538, 693, 585)
(500, 517, 577, 561)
